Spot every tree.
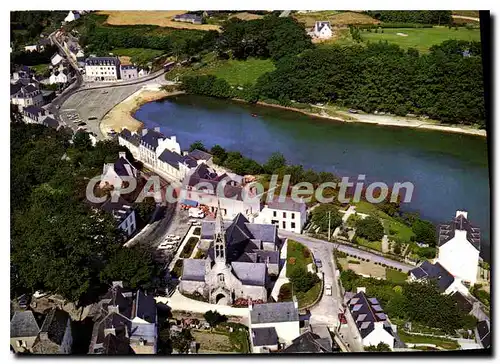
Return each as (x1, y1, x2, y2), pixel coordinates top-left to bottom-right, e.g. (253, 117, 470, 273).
(412, 219, 437, 246)
(73, 130, 93, 150)
(204, 310, 227, 329)
(365, 342, 391, 351)
(355, 216, 384, 241)
(311, 204, 343, 234)
(171, 329, 194, 354)
(189, 141, 206, 152)
(289, 268, 320, 293)
(134, 197, 157, 222)
(210, 144, 227, 164)
(264, 152, 286, 174)
(100, 246, 159, 290)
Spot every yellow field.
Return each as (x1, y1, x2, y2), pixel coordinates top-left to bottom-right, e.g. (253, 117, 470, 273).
(229, 12, 264, 21)
(97, 11, 221, 31)
(294, 11, 380, 28)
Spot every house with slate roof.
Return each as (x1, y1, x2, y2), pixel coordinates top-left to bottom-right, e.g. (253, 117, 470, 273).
(248, 300, 300, 349)
(89, 282, 157, 354)
(84, 56, 121, 82)
(117, 128, 141, 159)
(408, 260, 469, 296)
(345, 288, 396, 350)
(10, 311, 40, 353)
(11, 82, 44, 109)
(100, 152, 138, 190)
(99, 194, 137, 237)
(120, 65, 138, 80)
(255, 196, 307, 233)
(280, 325, 335, 353)
(437, 210, 480, 285)
(181, 162, 260, 219)
(22, 105, 48, 124)
(475, 320, 491, 349)
(42, 116, 61, 130)
(31, 308, 73, 354)
(180, 210, 281, 305)
(312, 21, 333, 39)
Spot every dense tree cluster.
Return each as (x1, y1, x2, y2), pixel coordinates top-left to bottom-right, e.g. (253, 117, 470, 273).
(365, 11, 453, 25)
(10, 11, 66, 50)
(289, 268, 320, 293)
(11, 45, 58, 67)
(180, 75, 233, 99)
(340, 270, 477, 334)
(355, 216, 385, 241)
(11, 124, 158, 304)
(255, 41, 485, 126)
(311, 204, 343, 233)
(217, 16, 313, 61)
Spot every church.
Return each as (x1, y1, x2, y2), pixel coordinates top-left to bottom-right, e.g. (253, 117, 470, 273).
(179, 210, 282, 305)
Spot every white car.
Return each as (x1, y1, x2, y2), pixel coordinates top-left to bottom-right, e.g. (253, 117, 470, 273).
(157, 242, 170, 250)
(167, 235, 180, 240)
(325, 285, 332, 296)
(189, 208, 205, 219)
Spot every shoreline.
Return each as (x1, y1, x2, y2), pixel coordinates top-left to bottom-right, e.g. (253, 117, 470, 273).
(103, 90, 486, 138)
(250, 100, 487, 138)
(99, 86, 185, 136)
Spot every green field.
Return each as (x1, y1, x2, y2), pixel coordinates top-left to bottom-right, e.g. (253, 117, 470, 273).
(398, 331, 460, 350)
(361, 27, 481, 53)
(385, 268, 408, 283)
(30, 64, 50, 76)
(286, 239, 313, 278)
(110, 48, 164, 65)
(166, 55, 275, 86)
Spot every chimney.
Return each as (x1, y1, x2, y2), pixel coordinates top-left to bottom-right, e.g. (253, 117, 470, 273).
(171, 135, 176, 142)
(118, 152, 126, 159)
(357, 287, 366, 294)
(39, 331, 49, 341)
(142, 128, 148, 136)
(139, 338, 145, 346)
(248, 300, 253, 311)
(292, 296, 298, 309)
(456, 210, 468, 219)
(154, 127, 161, 133)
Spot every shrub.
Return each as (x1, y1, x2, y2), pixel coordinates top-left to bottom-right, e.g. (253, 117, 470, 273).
(348, 260, 361, 264)
(288, 257, 296, 265)
(193, 227, 201, 236)
(355, 216, 384, 242)
(303, 249, 311, 259)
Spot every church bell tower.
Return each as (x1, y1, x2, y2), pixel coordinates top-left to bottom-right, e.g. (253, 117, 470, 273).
(214, 201, 226, 265)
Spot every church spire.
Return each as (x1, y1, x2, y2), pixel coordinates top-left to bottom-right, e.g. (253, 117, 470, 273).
(214, 200, 226, 264)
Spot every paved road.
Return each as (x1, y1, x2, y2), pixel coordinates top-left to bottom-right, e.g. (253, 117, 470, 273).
(280, 230, 414, 272)
(452, 15, 480, 22)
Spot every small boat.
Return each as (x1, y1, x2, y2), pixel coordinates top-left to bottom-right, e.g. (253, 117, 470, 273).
(251, 113, 258, 117)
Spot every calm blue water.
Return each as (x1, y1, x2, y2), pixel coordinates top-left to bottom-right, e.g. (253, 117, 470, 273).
(135, 95, 490, 260)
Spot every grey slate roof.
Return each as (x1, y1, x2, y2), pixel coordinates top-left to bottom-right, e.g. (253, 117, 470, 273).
(85, 57, 120, 66)
(42, 117, 60, 129)
(438, 213, 481, 251)
(252, 327, 278, 347)
(23, 105, 45, 117)
(267, 197, 305, 212)
(250, 301, 299, 324)
(118, 128, 141, 146)
(134, 290, 156, 324)
(347, 291, 394, 339)
(158, 148, 183, 170)
(187, 149, 212, 161)
(31, 309, 70, 354)
(245, 223, 278, 244)
(477, 320, 490, 348)
(409, 261, 454, 292)
(182, 259, 206, 282)
(113, 157, 136, 178)
(141, 129, 165, 150)
(120, 65, 137, 70)
(231, 261, 266, 286)
(100, 196, 135, 224)
(11, 311, 40, 338)
(281, 331, 329, 353)
(10, 82, 23, 95)
(452, 291, 473, 313)
(315, 21, 331, 32)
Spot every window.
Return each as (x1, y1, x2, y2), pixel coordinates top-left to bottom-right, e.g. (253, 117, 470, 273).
(291, 222, 296, 229)
(291, 213, 295, 219)
(283, 212, 286, 218)
(282, 221, 286, 229)
(273, 211, 277, 217)
(218, 273, 224, 283)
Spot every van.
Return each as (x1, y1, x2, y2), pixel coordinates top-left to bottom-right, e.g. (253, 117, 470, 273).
(325, 285, 332, 296)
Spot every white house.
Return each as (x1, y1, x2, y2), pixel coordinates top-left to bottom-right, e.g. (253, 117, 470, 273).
(100, 152, 138, 190)
(313, 21, 333, 39)
(11, 83, 44, 109)
(51, 53, 64, 66)
(24, 45, 39, 52)
(84, 57, 121, 82)
(100, 195, 137, 237)
(22, 105, 48, 124)
(346, 288, 396, 350)
(255, 197, 307, 233)
(120, 65, 138, 80)
(64, 11, 81, 23)
(436, 210, 480, 286)
(117, 128, 141, 160)
(248, 300, 301, 351)
(408, 261, 470, 296)
(49, 70, 69, 84)
(138, 68, 150, 78)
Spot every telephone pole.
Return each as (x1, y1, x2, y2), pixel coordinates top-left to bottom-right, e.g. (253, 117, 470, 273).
(328, 210, 331, 241)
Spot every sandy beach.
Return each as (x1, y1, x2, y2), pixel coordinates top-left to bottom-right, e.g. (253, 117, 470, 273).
(99, 85, 184, 136)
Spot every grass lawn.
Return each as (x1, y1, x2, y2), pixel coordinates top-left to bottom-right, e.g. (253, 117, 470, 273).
(297, 282, 322, 308)
(166, 55, 275, 86)
(30, 64, 50, 76)
(398, 331, 460, 350)
(361, 27, 481, 53)
(286, 240, 313, 278)
(193, 324, 249, 353)
(356, 237, 383, 252)
(110, 48, 164, 65)
(385, 268, 408, 283)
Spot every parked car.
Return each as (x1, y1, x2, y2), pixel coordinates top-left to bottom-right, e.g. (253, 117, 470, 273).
(18, 294, 28, 309)
(325, 285, 332, 296)
(348, 109, 358, 114)
(338, 312, 347, 325)
(189, 208, 205, 219)
(315, 258, 322, 268)
(157, 242, 171, 250)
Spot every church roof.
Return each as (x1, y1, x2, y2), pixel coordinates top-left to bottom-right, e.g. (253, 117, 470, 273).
(181, 259, 206, 281)
(231, 261, 266, 286)
(438, 213, 480, 251)
(250, 302, 299, 324)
